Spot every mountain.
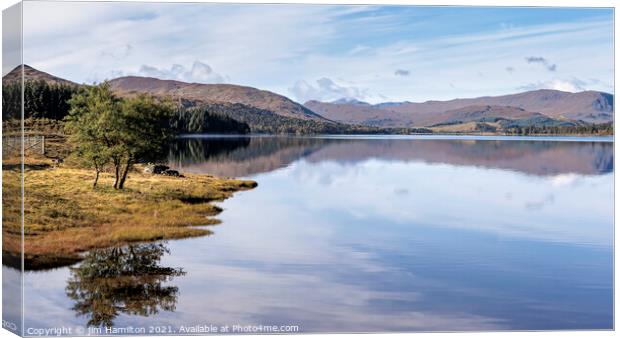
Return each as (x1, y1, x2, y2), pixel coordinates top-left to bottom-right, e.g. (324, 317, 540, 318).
(177, 101, 406, 135)
(305, 89, 614, 127)
(108, 76, 327, 122)
(305, 99, 406, 127)
(401, 105, 541, 127)
(3, 64, 76, 86)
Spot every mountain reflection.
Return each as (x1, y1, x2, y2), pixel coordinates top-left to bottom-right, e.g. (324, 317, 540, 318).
(65, 243, 184, 327)
(169, 136, 613, 177)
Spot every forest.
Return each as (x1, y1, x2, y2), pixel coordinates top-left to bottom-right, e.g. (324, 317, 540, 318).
(2, 79, 78, 120)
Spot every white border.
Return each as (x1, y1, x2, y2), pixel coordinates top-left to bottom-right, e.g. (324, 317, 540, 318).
(0, 1, 617, 338)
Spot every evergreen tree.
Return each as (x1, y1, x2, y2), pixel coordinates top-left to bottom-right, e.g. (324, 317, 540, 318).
(3, 80, 78, 120)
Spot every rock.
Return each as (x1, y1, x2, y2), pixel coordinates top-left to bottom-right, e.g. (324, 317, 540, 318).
(162, 169, 180, 177)
(144, 164, 169, 174)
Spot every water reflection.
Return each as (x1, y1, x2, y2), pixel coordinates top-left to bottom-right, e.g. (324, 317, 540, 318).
(169, 136, 330, 177)
(65, 243, 184, 327)
(21, 136, 613, 332)
(169, 136, 613, 177)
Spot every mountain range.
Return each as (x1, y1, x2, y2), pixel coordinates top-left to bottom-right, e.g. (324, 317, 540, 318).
(4, 65, 614, 133)
(305, 90, 613, 127)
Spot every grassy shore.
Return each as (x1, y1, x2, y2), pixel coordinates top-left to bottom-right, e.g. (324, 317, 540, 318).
(2, 155, 256, 270)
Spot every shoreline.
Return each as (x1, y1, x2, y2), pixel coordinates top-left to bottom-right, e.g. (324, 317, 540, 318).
(2, 162, 257, 271)
(178, 133, 614, 142)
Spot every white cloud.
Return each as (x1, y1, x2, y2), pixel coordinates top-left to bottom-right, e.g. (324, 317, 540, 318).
(289, 77, 372, 103)
(550, 174, 581, 187)
(20, 2, 613, 101)
(136, 61, 226, 84)
(519, 77, 589, 93)
(547, 79, 584, 92)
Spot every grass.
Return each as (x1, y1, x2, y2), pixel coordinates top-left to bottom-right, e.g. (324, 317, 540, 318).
(429, 121, 501, 133)
(2, 155, 256, 270)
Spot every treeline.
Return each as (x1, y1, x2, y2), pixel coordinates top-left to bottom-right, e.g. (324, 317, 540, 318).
(194, 102, 428, 135)
(171, 106, 250, 134)
(2, 80, 79, 120)
(503, 122, 613, 136)
(2, 80, 251, 135)
(196, 102, 355, 134)
(432, 116, 614, 136)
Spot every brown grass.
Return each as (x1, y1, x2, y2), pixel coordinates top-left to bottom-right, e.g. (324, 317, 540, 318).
(2, 158, 256, 270)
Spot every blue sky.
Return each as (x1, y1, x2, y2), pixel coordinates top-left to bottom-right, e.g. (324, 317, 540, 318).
(19, 2, 614, 103)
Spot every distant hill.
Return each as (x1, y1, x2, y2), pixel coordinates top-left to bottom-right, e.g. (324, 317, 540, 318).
(3, 64, 77, 86)
(4, 65, 330, 123)
(305, 89, 614, 127)
(108, 76, 327, 122)
(1, 65, 393, 135)
(2, 65, 79, 121)
(183, 101, 404, 135)
(2, 65, 613, 135)
(404, 105, 541, 127)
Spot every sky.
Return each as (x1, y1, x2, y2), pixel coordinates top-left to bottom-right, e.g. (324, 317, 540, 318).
(15, 1, 615, 104)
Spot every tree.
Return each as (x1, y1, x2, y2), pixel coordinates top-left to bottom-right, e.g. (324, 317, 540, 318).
(115, 95, 176, 189)
(64, 83, 120, 187)
(65, 83, 175, 189)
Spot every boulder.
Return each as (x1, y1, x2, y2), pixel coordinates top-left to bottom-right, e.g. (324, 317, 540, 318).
(144, 164, 169, 174)
(162, 169, 180, 177)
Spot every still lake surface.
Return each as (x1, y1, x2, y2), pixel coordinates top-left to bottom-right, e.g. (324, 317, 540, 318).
(21, 135, 613, 333)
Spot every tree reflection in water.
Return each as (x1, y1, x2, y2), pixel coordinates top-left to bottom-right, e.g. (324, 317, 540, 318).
(65, 243, 185, 327)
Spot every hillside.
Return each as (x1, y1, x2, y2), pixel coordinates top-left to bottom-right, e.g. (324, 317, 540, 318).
(413, 105, 542, 126)
(187, 102, 404, 135)
(108, 76, 327, 121)
(305, 89, 614, 127)
(3, 64, 76, 86)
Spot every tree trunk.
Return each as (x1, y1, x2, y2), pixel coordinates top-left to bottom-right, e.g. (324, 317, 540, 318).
(93, 168, 100, 188)
(113, 162, 120, 189)
(118, 160, 132, 190)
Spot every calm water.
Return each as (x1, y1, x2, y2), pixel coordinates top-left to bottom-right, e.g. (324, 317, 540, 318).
(19, 136, 613, 333)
